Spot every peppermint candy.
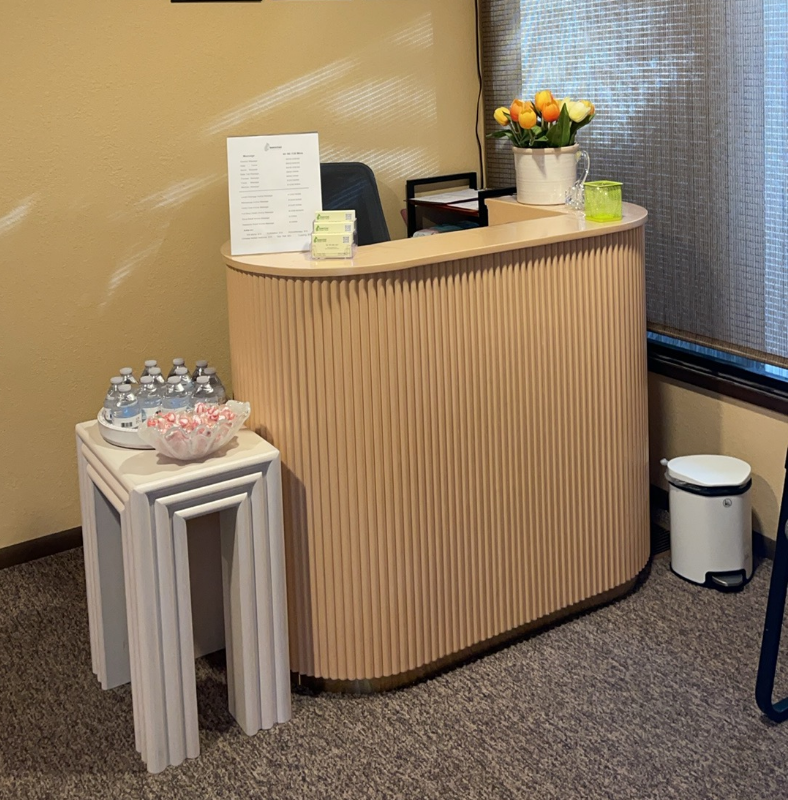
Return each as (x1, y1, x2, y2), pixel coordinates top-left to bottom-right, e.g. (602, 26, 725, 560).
(146, 404, 237, 432)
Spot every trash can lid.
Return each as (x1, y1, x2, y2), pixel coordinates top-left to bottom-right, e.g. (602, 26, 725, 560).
(662, 455, 751, 488)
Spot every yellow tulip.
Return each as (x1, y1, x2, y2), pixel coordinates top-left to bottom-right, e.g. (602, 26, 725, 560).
(494, 107, 509, 126)
(534, 90, 555, 114)
(580, 99, 596, 116)
(519, 106, 537, 129)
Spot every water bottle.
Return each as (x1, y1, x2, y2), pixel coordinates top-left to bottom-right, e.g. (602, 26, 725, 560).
(168, 358, 187, 379)
(148, 366, 166, 388)
(192, 375, 219, 406)
(141, 359, 158, 378)
(138, 376, 162, 421)
(204, 366, 227, 404)
(174, 366, 194, 400)
(103, 376, 124, 420)
(112, 384, 141, 429)
(162, 375, 190, 411)
(119, 367, 138, 385)
(192, 360, 209, 381)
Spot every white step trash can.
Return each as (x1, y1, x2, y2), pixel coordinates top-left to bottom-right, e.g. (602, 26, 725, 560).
(661, 454, 753, 590)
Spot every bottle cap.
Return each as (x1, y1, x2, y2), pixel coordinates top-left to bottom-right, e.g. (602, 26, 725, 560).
(144, 359, 157, 368)
(175, 366, 188, 376)
(172, 358, 184, 366)
(110, 376, 123, 385)
(205, 367, 216, 375)
(195, 360, 208, 368)
(168, 376, 181, 384)
(140, 376, 154, 384)
(196, 376, 210, 384)
(149, 367, 162, 375)
(118, 384, 132, 393)
(119, 367, 133, 376)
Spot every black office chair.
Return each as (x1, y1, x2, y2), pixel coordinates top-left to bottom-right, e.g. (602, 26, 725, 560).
(320, 162, 390, 246)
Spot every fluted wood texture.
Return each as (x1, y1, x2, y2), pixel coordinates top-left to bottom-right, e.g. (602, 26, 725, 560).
(226, 227, 650, 682)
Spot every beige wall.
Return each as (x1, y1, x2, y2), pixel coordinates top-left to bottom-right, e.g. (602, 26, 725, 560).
(6, 1, 783, 556)
(649, 374, 788, 542)
(0, 0, 481, 548)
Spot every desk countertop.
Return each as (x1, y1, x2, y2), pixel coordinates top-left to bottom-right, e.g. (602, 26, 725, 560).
(221, 202, 647, 279)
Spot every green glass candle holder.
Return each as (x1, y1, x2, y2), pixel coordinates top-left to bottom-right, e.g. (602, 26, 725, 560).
(584, 180, 623, 222)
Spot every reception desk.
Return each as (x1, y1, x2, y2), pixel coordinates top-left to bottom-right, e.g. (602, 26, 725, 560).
(222, 201, 650, 691)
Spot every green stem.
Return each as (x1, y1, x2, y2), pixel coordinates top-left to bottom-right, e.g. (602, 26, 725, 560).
(512, 121, 523, 148)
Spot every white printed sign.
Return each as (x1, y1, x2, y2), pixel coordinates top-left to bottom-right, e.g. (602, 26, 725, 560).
(227, 132, 322, 256)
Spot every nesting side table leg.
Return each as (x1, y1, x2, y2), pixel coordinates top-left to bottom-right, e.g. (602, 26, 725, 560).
(129, 487, 210, 773)
(119, 498, 145, 757)
(128, 460, 290, 774)
(77, 434, 146, 756)
(221, 460, 290, 733)
(76, 440, 103, 681)
(255, 455, 291, 728)
(222, 494, 255, 732)
(76, 439, 131, 691)
(129, 489, 176, 774)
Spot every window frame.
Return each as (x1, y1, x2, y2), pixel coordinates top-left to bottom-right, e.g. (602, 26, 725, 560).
(647, 332, 788, 415)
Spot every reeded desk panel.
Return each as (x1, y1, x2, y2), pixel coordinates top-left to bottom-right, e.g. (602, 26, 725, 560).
(224, 211, 650, 691)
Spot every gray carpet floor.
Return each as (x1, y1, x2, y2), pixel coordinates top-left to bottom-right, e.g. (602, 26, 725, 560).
(2, 549, 788, 799)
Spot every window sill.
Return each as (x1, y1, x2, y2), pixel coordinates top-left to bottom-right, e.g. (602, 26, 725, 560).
(647, 332, 788, 417)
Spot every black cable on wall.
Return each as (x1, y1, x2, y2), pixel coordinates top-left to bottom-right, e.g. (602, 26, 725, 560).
(474, 0, 485, 186)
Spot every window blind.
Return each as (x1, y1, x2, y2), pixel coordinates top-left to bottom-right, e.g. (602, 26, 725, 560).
(481, 0, 788, 365)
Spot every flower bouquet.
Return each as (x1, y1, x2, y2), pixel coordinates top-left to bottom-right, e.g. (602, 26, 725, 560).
(488, 91, 595, 149)
(488, 91, 596, 205)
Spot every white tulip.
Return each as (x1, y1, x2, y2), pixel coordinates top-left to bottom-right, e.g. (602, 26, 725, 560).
(561, 98, 590, 123)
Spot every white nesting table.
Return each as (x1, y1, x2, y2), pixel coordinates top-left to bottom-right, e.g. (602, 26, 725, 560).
(75, 421, 291, 773)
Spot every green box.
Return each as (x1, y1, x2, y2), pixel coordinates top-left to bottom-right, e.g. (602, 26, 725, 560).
(315, 210, 356, 223)
(584, 180, 623, 222)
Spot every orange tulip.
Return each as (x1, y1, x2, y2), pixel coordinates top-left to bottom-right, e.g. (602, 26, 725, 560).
(541, 99, 561, 123)
(519, 105, 537, 129)
(509, 99, 527, 123)
(534, 90, 555, 114)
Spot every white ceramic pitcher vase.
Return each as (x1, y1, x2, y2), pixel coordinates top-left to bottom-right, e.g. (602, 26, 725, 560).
(512, 144, 590, 206)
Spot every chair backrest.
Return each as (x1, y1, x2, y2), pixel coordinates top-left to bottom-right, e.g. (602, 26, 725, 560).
(320, 162, 390, 246)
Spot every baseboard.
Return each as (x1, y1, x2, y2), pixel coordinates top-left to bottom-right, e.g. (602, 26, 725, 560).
(0, 527, 83, 571)
(650, 483, 775, 560)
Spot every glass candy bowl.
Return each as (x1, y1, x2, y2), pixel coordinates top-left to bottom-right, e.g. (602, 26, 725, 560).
(137, 400, 251, 461)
